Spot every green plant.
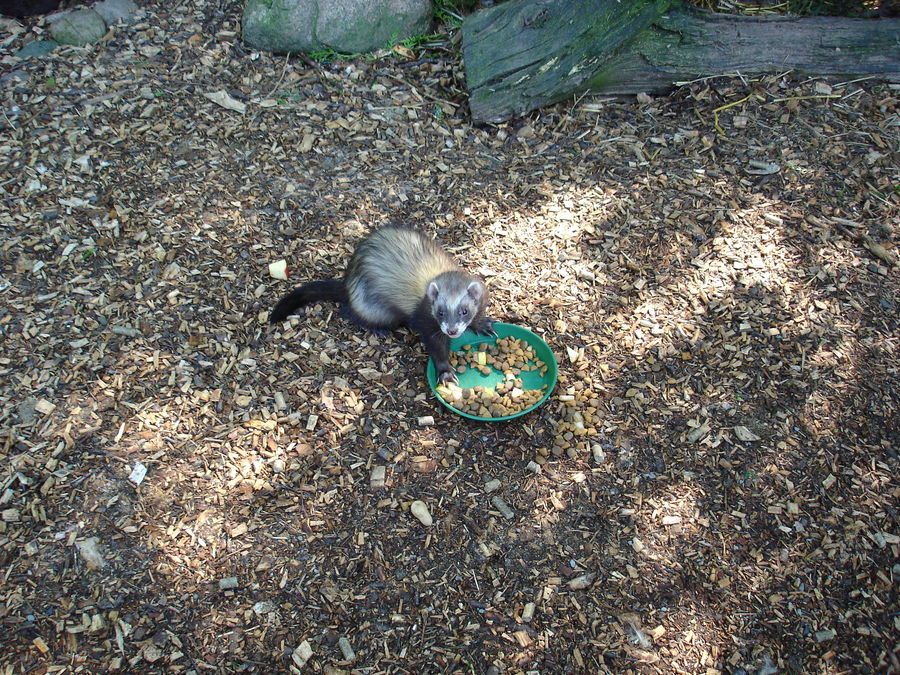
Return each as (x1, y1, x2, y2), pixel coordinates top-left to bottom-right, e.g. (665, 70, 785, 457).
(393, 31, 446, 51)
(783, 0, 878, 15)
(434, 0, 477, 27)
(689, 0, 881, 15)
(307, 47, 359, 62)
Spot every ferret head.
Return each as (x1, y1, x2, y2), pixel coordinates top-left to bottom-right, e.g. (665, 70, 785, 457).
(428, 274, 486, 339)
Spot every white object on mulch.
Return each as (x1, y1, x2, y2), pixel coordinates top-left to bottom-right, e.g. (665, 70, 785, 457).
(268, 259, 289, 280)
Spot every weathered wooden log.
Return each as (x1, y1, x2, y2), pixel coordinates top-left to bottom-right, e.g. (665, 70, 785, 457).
(464, 0, 676, 123)
(463, 0, 900, 123)
(596, 11, 900, 94)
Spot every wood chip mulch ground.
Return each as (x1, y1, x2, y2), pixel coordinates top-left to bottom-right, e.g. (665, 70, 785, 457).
(1, 2, 898, 674)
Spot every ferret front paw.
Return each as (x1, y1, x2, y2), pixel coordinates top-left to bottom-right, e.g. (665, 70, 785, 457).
(471, 317, 497, 337)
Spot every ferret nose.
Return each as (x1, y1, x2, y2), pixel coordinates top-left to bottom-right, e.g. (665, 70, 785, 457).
(445, 325, 463, 338)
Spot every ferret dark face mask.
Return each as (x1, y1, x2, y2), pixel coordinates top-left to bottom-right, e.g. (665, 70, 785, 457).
(429, 279, 484, 338)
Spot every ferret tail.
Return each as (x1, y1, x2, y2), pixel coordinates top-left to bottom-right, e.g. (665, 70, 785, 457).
(269, 279, 347, 323)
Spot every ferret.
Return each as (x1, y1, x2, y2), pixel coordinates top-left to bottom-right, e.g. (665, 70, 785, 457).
(270, 227, 495, 383)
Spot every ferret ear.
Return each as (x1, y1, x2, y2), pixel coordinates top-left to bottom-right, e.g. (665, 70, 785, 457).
(466, 280, 484, 301)
(427, 281, 441, 303)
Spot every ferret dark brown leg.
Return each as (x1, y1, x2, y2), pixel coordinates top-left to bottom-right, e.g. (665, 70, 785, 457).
(410, 313, 455, 383)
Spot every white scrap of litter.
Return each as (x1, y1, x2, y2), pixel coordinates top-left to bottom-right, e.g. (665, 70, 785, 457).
(746, 160, 780, 175)
(733, 425, 761, 442)
(202, 90, 246, 113)
(268, 259, 289, 280)
(410, 500, 433, 527)
(59, 196, 92, 208)
(75, 537, 106, 570)
(129, 461, 147, 485)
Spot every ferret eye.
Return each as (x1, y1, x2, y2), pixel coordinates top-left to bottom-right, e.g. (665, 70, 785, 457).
(460, 308, 469, 316)
(437, 309, 445, 318)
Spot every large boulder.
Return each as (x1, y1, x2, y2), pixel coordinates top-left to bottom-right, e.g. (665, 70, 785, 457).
(242, 0, 432, 54)
(48, 8, 107, 46)
(93, 0, 141, 25)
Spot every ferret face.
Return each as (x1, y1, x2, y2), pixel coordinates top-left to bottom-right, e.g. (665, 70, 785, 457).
(428, 278, 485, 339)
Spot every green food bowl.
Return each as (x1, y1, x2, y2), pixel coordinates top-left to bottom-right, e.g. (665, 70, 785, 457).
(426, 322, 558, 421)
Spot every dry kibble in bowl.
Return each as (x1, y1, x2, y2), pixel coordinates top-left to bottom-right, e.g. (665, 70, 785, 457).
(437, 336, 549, 418)
(436, 381, 546, 418)
(428, 324, 557, 421)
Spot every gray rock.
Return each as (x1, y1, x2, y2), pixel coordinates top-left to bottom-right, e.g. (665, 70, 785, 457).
(49, 8, 107, 46)
(317, 0, 432, 54)
(243, 0, 315, 54)
(0, 71, 28, 90)
(93, 0, 140, 24)
(15, 40, 59, 59)
(18, 398, 36, 425)
(242, 0, 432, 55)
